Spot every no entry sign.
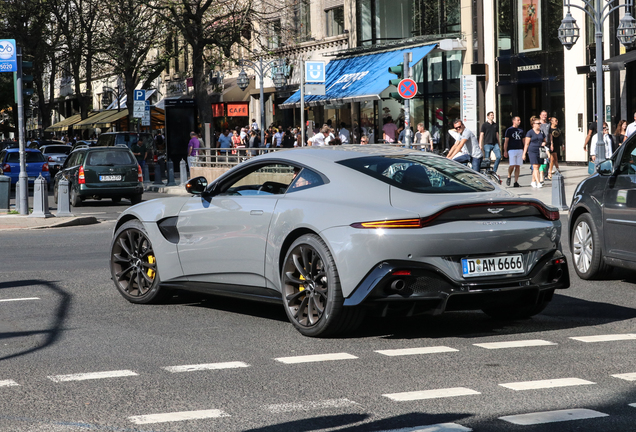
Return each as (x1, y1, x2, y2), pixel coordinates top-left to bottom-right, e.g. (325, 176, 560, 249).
(397, 78, 417, 99)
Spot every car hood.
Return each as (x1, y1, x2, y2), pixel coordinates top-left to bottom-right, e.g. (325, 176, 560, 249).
(119, 196, 192, 223)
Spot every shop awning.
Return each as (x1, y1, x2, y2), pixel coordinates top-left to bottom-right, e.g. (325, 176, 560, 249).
(73, 110, 118, 129)
(603, 49, 636, 70)
(279, 43, 437, 109)
(93, 109, 129, 126)
(45, 113, 87, 132)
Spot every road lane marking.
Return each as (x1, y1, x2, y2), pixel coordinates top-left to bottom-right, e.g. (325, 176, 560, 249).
(274, 352, 357, 364)
(163, 361, 249, 373)
(499, 378, 595, 390)
(570, 334, 636, 343)
(499, 408, 608, 425)
(0, 297, 40, 303)
(0, 380, 19, 387)
(375, 346, 459, 356)
(48, 370, 138, 383)
(474, 340, 557, 349)
(383, 387, 480, 401)
(375, 424, 471, 431)
(612, 373, 636, 381)
(128, 409, 229, 424)
(264, 398, 359, 413)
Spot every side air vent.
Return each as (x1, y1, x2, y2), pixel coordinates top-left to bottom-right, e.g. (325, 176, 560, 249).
(157, 217, 179, 244)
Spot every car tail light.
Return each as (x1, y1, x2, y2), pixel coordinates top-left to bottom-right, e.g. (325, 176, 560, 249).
(78, 166, 85, 184)
(392, 270, 412, 276)
(42, 163, 49, 172)
(351, 219, 423, 229)
(138, 165, 143, 182)
(2, 164, 10, 172)
(48, 156, 54, 162)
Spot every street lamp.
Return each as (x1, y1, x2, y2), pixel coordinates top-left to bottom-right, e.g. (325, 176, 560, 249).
(559, 0, 636, 165)
(236, 57, 287, 146)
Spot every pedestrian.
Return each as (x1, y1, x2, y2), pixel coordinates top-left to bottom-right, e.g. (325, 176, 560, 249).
(131, 138, 147, 168)
(383, 117, 398, 143)
(546, 117, 562, 179)
(447, 119, 478, 168)
(479, 111, 501, 172)
(273, 128, 283, 147)
(626, 112, 636, 138)
(282, 128, 295, 148)
(338, 122, 350, 144)
(251, 118, 259, 131)
(503, 116, 524, 187)
(523, 117, 546, 188)
(538, 142, 550, 184)
(397, 127, 414, 145)
(186, 131, 200, 173)
(218, 129, 232, 156)
(324, 126, 335, 145)
(583, 117, 598, 152)
(413, 123, 433, 151)
(307, 126, 329, 146)
(614, 119, 627, 149)
(590, 122, 614, 162)
(248, 130, 261, 156)
(539, 110, 550, 137)
(360, 136, 369, 145)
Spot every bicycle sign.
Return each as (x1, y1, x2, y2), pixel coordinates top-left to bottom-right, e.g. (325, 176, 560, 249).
(0, 39, 17, 72)
(397, 78, 417, 99)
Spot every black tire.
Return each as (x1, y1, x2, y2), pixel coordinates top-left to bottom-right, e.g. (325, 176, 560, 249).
(70, 186, 82, 207)
(571, 213, 609, 279)
(482, 289, 553, 320)
(111, 197, 121, 204)
(130, 194, 142, 205)
(110, 219, 167, 304)
(281, 234, 363, 337)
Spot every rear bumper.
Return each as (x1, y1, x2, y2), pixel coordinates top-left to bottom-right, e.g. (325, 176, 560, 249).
(78, 183, 143, 198)
(344, 249, 570, 315)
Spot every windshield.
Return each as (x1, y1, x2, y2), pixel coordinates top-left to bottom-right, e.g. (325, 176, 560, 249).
(337, 155, 496, 193)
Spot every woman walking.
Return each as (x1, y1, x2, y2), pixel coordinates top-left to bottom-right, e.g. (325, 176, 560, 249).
(614, 120, 627, 151)
(523, 116, 546, 188)
(547, 117, 562, 179)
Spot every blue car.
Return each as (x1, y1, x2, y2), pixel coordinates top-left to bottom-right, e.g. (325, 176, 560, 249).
(0, 148, 51, 185)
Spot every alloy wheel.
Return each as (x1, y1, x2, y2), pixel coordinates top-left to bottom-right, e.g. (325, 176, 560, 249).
(573, 220, 593, 273)
(282, 244, 328, 328)
(111, 228, 157, 298)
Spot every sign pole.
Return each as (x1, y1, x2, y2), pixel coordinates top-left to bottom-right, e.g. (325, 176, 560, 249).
(300, 59, 305, 147)
(403, 52, 411, 149)
(16, 47, 28, 215)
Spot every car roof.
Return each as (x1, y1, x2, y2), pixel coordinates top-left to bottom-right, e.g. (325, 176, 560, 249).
(256, 145, 429, 165)
(5, 147, 41, 153)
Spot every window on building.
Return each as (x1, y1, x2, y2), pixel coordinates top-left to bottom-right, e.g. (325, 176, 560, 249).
(265, 19, 282, 49)
(326, 6, 345, 37)
(292, 0, 312, 42)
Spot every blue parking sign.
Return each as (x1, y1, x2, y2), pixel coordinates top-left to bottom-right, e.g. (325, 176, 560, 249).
(305, 61, 325, 83)
(134, 89, 146, 101)
(0, 40, 17, 73)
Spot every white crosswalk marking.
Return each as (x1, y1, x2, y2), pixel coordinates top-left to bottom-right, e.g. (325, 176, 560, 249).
(499, 408, 609, 425)
(375, 423, 472, 431)
(474, 339, 557, 349)
(274, 352, 358, 364)
(264, 398, 359, 413)
(570, 334, 636, 343)
(612, 373, 636, 381)
(500, 378, 595, 390)
(163, 361, 249, 373)
(375, 346, 459, 356)
(48, 370, 138, 383)
(0, 380, 19, 387)
(128, 409, 229, 424)
(0, 297, 40, 302)
(383, 387, 480, 401)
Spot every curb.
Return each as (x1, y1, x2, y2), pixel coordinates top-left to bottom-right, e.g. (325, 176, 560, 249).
(144, 184, 190, 195)
(0, 215, 99, 231)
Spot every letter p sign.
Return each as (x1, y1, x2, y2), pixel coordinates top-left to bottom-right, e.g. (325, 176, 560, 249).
(305, 61, 326, 83)
(134, 89, 146, 101)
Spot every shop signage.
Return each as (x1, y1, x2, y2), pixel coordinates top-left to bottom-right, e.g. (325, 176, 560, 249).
(0, 39, 17, 72)
(227, 103, 248, 117)
(305, 84, 325, 95)
(305, 61, 326, 83)
(212, 103, 224, 117)
(517, 64, 541, 71)
(461, 75, 478, 134)
(326, 71, 370, 92)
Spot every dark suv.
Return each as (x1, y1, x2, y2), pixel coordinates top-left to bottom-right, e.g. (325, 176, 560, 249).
(53, 147, 143, 206)
(94, 132, 155, 176)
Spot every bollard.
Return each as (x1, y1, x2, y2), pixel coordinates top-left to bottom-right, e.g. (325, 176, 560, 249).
(153, 162, 163, 185)
(166, 160, 177, 186)
(179, 159, 188, 186)
(142, 163, 150, 184)
(0, 175, 10, 212)
(551, 170, 568, 211)
(15, 180, 20, 213)
(56, 177, 74, 217)
(29, 175, 53, 218)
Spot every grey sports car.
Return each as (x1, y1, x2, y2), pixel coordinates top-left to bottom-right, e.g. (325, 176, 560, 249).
(109, 145, 570, 337)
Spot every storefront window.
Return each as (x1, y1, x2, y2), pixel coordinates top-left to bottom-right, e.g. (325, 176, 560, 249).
(326, 7, 345, 37)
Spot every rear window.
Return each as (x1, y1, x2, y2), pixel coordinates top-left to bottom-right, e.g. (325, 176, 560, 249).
(42, 146, 71, 155)
(7, 152, 46, 163)
(337, 155, 495, 193)
(86, 151, 136, 166)
(113, 134, 153, 148)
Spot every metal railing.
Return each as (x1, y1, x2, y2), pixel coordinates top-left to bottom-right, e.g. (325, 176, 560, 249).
(192, 147, 288, 168)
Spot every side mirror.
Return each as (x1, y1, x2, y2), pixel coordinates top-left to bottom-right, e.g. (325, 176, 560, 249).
(185, 176, 208, 195)
(597, 159, 613, 176)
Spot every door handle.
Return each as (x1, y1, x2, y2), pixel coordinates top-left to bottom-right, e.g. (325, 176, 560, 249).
(250, 210, 264, 215)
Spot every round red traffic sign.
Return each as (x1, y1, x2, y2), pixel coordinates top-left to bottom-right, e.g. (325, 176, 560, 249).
(397, 78, 418, 99)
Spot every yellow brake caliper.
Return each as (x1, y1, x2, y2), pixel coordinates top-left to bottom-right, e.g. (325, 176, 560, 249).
(299, 274, 305, 292)
(147, 255, 156, 279)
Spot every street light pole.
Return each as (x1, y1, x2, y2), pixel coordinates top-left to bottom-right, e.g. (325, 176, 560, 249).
(559, 0, 636, 165)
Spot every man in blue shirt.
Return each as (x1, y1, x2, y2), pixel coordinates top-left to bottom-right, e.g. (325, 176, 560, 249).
(218, 129, 232, 154)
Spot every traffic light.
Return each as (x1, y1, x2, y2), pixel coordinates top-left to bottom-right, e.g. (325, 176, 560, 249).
(388, 63, 404, 102)
(22, 60, 34, 97)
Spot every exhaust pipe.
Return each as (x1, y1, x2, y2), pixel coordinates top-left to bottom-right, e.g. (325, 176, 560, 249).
(390, 279, 406, 291)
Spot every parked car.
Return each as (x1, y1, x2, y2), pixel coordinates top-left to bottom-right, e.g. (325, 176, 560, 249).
(71, 140, 97, 152)
(53, 146, 143, 206)
(109, 146, 570, 337)
(569, 135, 636, 279)
(40, 144, 72, 176)
(95, 132, 155, 178)
(0, 148, 50, 185)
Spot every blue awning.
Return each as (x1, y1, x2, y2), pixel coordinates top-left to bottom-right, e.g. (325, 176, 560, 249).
(279, 44, 436, 109)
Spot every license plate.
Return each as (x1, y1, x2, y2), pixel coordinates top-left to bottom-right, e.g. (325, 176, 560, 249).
(462, 254, 524, 278)
(99, 175, 122, 181)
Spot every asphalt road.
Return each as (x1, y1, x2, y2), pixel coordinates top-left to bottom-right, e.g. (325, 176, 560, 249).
(1, 217, 636, 431)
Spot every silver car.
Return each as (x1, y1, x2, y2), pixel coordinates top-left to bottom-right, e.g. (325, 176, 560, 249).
(39, 144, 72, 176)
(109, 146, 570, 337)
